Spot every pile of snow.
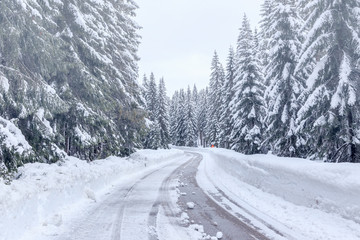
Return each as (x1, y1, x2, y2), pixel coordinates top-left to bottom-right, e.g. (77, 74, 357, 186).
(0, 149, 184, 240)
(216, 231, 223, 239)
(197, 148, 360, 240)
(186, 202, 195, 209)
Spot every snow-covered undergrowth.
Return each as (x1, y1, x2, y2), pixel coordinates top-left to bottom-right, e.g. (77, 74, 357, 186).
(197, 148, 360, 240)
(0, 149, 183, 240)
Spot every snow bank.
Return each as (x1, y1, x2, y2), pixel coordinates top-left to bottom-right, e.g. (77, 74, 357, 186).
(197, 148, 360, 239)
(210, 148, 360, 223)
(0, 149, 184, 240)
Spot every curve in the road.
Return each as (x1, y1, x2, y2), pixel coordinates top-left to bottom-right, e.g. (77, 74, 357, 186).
(176, 152, 270, 240)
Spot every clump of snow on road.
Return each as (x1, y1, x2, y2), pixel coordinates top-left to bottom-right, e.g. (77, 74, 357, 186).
(187, 202, 195, 209)
(0, 149, 184, 240)
(181, 212, 190, 225)
(196, 148, 360, 240)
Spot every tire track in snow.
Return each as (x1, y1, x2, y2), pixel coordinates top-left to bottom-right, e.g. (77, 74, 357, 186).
(147, 158, 194, 240)
(111, 164, 179, 240)
(112, 155, 194, 240)
(49, 156, 189, 240)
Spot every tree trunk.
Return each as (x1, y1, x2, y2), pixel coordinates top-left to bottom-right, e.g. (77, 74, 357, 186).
(347, 109, 357, 163)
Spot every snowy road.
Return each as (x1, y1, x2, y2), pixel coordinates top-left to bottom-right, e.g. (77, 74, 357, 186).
(176, 152, 269, 240)
(48, 155, 191, 240)
(31, 151, 271, 240)
(18, 148, 360, 240)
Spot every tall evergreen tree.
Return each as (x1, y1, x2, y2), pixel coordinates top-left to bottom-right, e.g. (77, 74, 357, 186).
(185, 86, 197, 146)
(157, 78, 170, 148)
(263, 0, 305, 157)
(259, 0, 275, 73)
(147, 73, 158, 121)
(142, 74, 149, 109)
(219, 47, 236, 149)
(169, 91, 180, 144)
(175, 89, 187, 146)
(192, 85, 200, 145)
(230, 15, 266, 154)
(206, 51, 225, 147)
(197, 88, 209, 147)
(296, 0, 360, 162)
(144, 121, 161, 150)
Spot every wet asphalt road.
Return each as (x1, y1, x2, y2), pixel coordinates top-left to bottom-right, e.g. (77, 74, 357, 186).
(175, 152, 269, 240)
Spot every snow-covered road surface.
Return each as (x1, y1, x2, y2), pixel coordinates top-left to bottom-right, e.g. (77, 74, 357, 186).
(36, 154, 193, 240)
(3, 147, 360, 240)
(22, 150, 273, 240)
(37, 151, 269, 240)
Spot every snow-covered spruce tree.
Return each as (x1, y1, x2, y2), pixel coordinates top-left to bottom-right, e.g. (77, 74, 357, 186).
(230, 15, 266, 154)
(185, 86, 197, 147)
(146, 73, 158, 121)
(174, 89, 188, 146)
(259, 0, 276, 73)
(144, 121, 161, 150)
(157, 78, 170, 148)
(197, 88, 209, 147)
(142, 74, 150, 109)
(295, 0, 360, 162)
(219, 47, 236, 149)
(192, 85, 200, 145)
(263, 0, 305, 157)
(169, 91, 179, 145)
(206, 52, 225, 147)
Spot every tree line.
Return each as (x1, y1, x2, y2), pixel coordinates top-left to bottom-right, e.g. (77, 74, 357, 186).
(166, 0, 360, 163)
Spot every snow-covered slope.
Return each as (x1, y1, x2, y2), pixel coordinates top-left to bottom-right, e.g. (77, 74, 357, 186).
(196, 148, 360, 240)
(0, 149, 184, 240)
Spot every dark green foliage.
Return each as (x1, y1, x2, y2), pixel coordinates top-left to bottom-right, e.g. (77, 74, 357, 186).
(0, 0, 145, 174)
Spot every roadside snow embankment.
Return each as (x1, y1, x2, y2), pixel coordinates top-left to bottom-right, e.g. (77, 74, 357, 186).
(0, 149, 184, 240)
(210, 149, 360, 222)
(197, 148, 360, 240)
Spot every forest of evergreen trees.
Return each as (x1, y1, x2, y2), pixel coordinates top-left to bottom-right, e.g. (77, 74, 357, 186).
(161, 0, 360, 163)
(0, 0, 146, 176)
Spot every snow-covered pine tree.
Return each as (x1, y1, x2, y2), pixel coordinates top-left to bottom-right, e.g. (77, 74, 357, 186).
(144, 121, 161, 150)
(259, 0, 275, 74)
(169, 91, 180, 144)
(147, 73, 158, 121)
(142, 74, 150, 109)
(206, 52, 225, 147)
(230, 15, 266, 154)
(295, 0, 360, 162)
(197, 88, 209, 147)
(185, 86, 197, 147)
(175, 89, 187, 146)
(192, 85, 200, 145)
(157, 78, 170, 148)
(219, 47, 236, 149)
(263, 0, 305, 157)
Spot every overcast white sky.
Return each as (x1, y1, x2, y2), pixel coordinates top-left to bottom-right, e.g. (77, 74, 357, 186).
(135, 0, 263, 96)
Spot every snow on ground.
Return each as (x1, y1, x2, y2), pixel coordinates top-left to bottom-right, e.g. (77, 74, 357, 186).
(0, 149, 184, 240)
(196, 148, 360, 240)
